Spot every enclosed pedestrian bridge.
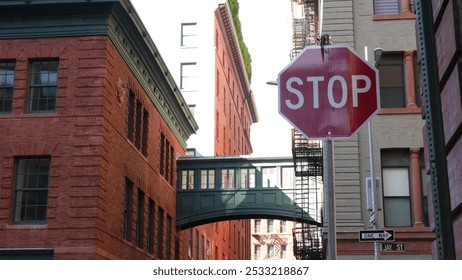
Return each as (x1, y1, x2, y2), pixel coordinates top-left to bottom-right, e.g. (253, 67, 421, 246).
(176, 156, 321, 229)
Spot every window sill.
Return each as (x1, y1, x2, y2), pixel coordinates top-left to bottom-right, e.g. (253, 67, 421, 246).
(373, 12, 416, 21)
(4, 224, 48, 230)
(378, 107, 421, 115)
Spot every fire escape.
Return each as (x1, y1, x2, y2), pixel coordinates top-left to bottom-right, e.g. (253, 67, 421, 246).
(290, 0, 325, 260)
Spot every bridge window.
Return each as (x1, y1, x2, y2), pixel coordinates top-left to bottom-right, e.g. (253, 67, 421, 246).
(200, 169, 215, 189)
(221, 168, 235, 188)
(281, 167, 295, 188)
(181, 170, 195, 189)
(240, 168, 256, 188)
(262, 167, 277, 188)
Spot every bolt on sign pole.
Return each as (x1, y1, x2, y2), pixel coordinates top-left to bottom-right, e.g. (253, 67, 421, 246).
(321, 34, 337, 260)
(415, 0, 455, 259)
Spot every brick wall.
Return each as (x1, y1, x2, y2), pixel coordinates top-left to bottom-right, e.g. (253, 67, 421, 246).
(0, 36, 186, 259)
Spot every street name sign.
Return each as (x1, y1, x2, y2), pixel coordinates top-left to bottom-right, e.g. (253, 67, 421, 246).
(359, 229, 395, 242)
(278, 45, 380, 139)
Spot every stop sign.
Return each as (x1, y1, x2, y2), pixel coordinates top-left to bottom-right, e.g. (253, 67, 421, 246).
(278, 45, 380, 139)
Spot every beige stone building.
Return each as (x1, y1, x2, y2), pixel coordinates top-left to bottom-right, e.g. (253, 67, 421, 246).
(320, 0, 434, 259)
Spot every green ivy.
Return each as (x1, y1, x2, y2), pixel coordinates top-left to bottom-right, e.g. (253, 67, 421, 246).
(228, 0, 252, 83)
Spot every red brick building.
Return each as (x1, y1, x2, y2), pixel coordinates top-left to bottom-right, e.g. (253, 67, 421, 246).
(0, 0, 198, 259)
(175, 2, 258, 260)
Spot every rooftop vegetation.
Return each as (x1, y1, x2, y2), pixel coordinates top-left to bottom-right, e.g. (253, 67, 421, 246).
(228, 0, 252, 83)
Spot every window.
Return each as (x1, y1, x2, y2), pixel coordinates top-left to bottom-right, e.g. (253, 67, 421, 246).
(381, 150, 411, 227)
(181, 23, 197, 47)
(0, 61, 15, 113)
(27, 60, 58, 112)
(166, 215, 172, 260)
(136, 189, 145, 248)
(200, 169, 215, 189)
(280, 245, 287, 259)
(240, 168, 256, 188)
(123, 178, 133, 240)
(159, 133, 174, 184)
(180, 63, 197, 91)
(221, 168, 235, 188)
(280, 220, 287, 233)
(374, 0, 399, 15)
(142, 110, 149, 156)
(147, 199, 155, 254)
(267, 245, 275, 259)
(267, 219, 274, 233)
(281, 167, 295, 188)
(181, 170, 195, 190)
(165, 140, 170, 181)
(157, 207, 165, 259)
(169, 146, 175, 185)
(127, 92, 149, 155)
(254, 245, 261, 259)
(254, 219, 261, 232)
(374, 0, 415, 15)
(262, 167, 277, 188)
(378, 53, 406, 108)
(12, 157, 50, 224)
(135, 100, 142, 149)
(160, 133, 165, 176)
(127, 92, 135, 141)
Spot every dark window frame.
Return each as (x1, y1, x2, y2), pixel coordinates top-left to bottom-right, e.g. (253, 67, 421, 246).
(12, 157, 50, 224)
(123, 178, 133, 241)
(147, 199, 155, 254)
(378, 52, 406, 108)
(27, 59, 59, 113)
(0, 60, 15, 114)
(135, 189, 145, 248)
(157, 207, 164, 259)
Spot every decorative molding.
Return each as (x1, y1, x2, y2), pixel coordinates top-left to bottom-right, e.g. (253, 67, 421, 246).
(116, 78, 127, 106)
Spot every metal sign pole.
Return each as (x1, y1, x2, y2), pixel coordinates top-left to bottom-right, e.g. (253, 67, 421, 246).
(367, 121, 380, 260)
(325, 135, 337, 260)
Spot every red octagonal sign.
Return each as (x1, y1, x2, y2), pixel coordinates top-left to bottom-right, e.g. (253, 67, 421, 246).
(278, 45, 380, 139)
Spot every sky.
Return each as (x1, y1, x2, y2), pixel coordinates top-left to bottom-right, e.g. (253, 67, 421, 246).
(130, 0, 295, 157)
